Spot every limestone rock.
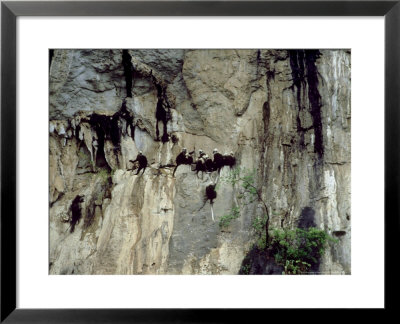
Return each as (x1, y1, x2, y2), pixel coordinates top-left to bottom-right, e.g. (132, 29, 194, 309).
(49, 49, 351, 275)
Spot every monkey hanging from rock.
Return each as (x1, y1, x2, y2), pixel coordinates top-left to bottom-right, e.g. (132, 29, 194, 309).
(129, 151, 148, 175)
(198, 182, 217, 222)
(69, 195, 84, 233)
(151, 71, 171, 143)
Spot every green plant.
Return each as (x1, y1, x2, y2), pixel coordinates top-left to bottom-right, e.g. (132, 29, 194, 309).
(252, 214, 268, 249)
(241, 264, 251, 274)
(283, 260, 311, 275)
(219, 207, 240, 229)
(97, 168, 110, 183)
(252, 214, 268, 234)
(256, 233, 267, 250)
(270, 227, 337, 274)
(219, 168, 270, 235)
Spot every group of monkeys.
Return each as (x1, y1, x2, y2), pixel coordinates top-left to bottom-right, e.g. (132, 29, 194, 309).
(173, 148, 236, 178)
(125, 148, 237, 222)
(128, 148, 236, 178)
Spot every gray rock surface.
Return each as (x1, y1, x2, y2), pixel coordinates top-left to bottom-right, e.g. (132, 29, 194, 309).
(49, 49, 351, 274)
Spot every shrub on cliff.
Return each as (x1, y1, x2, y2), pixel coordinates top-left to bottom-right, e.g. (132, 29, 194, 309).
(270, 227, 337, 274)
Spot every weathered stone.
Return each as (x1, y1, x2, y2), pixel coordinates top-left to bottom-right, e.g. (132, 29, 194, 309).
(49, 49, 351, 275)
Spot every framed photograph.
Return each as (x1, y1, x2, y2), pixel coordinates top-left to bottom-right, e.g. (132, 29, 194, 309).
(1, 0, 398, 321)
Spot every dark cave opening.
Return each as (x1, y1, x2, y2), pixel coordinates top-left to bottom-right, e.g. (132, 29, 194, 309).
(118, 99, 135, 141)
(122, 49, 133, 98)
(262, 101, 270, 136)
(289, 50, 323, 156)
(85, 101, 135, 169)
(305, 50, 324, 156)
(75, 124, 81, 141)
(112, 100, 135, 143)
(121, 56, 172, 142)
(70, 195, 84, 233)
(152, 75, 171, 143)
(156, 98, 169, 143)
(298, 206, 316, 229)
(88, 114, 112, 170)
(239, 247, 283, 275)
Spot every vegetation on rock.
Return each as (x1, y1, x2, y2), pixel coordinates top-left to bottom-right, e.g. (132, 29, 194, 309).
(270, 227, 337, 274)
(220, 168, 336, 274)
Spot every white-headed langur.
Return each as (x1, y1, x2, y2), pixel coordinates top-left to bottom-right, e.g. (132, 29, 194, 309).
(204, 154, 214, 173)
(212, 148, 224, 182)
(195, 149, 207, 179)
(129, 151, 148, 175)
(173, 147, 194, 176)
(223, 151, 236, 169)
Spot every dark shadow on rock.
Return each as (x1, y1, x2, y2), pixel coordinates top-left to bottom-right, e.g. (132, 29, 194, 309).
(239, 246, 283, 275)
(70, 195, 84, 233)
(298, 206, 316, 229)
(122, 49, 133, 97)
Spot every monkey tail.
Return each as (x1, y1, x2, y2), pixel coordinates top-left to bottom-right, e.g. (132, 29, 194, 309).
(173, 165, 178, 177)
(210, 204, 215, 222)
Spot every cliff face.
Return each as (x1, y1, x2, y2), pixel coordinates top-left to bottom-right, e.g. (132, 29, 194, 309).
(49, 49, 351, 275)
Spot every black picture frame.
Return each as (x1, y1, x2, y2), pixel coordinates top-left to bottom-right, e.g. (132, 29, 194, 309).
(1, 0, 398, 322)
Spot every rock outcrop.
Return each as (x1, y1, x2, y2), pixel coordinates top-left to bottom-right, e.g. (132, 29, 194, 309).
(49, 49, 351, 275)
